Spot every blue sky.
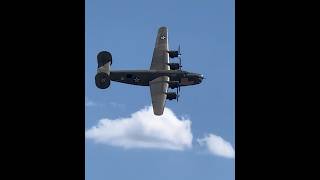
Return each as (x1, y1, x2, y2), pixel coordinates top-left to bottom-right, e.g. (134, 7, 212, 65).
(85, 0, 234, 180)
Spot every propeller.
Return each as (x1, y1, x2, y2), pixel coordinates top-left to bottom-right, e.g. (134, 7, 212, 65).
(176, 92, 180, 102)
(174, 81, 181, 92)
(178, 45, 182, 70)
(176, 83, 181, 102)
(178, 57, 182, 69)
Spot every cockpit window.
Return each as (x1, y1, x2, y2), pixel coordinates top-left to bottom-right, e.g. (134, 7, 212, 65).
(187, 73, 195, 76)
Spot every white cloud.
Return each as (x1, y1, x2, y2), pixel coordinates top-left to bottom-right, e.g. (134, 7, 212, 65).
(86, 106, 193, 150)
(197, 134, 235, 158)
(85, 97, 96, 107)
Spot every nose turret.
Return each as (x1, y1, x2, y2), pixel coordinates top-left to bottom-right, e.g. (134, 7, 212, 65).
(196, 74, 204, 84)
(184, 72, 204, 85)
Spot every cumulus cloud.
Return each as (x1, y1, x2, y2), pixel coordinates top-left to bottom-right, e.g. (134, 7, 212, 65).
(197, 134, 235, 158)
(85, 106, 192, 150)
(85, 97, 96, 107)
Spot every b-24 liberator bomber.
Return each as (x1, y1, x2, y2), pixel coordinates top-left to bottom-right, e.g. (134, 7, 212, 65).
(95, 27, 204, 115)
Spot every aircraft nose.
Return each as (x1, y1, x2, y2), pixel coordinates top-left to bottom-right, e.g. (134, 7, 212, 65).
(197, 74, 204, 84)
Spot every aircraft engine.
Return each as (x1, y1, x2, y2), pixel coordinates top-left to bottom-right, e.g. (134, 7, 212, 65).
(95, 51, 112, 89)
(166, 92, 178, 100)
(169, 81, 180, 89)
(167, 63, 181, 70)
(168, 50, 179, 58)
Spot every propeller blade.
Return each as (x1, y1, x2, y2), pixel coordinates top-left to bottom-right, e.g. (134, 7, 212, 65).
(178, 56, 182, 69)
(179, 45, 182, 69)
(176, 85, 180, 102)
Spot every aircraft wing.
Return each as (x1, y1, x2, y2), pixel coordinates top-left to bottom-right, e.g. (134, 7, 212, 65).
(150, 27, 170, 70)
(149, 27, 170, 115)
(149, 76, 169, 115)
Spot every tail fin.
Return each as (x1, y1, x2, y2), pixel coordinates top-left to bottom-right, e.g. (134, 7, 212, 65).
(95, 51, 112, 89)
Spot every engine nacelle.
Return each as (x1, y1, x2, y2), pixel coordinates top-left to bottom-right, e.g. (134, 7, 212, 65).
(168, 50, 179, 58)
(166, 92, 178, 100)
(167, 63, 181, 70)
(168, 81, 180, 89)
(95, 51, 112, 89)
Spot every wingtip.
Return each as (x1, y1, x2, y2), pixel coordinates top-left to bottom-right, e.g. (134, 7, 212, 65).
(159, 26, 168, 30)
(153, 110, 164, 116)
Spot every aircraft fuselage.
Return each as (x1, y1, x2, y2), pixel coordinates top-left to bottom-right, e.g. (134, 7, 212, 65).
(110, 70, 204, 87)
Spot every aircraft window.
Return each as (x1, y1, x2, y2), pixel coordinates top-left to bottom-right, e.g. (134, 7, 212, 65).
(126, 74, 133, 78)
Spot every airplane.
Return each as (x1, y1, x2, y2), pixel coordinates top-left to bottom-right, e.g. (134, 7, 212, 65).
(95, 26, 204, 115)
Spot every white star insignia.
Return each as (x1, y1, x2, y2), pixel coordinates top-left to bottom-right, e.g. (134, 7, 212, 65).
(133, 77, 140, 82)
